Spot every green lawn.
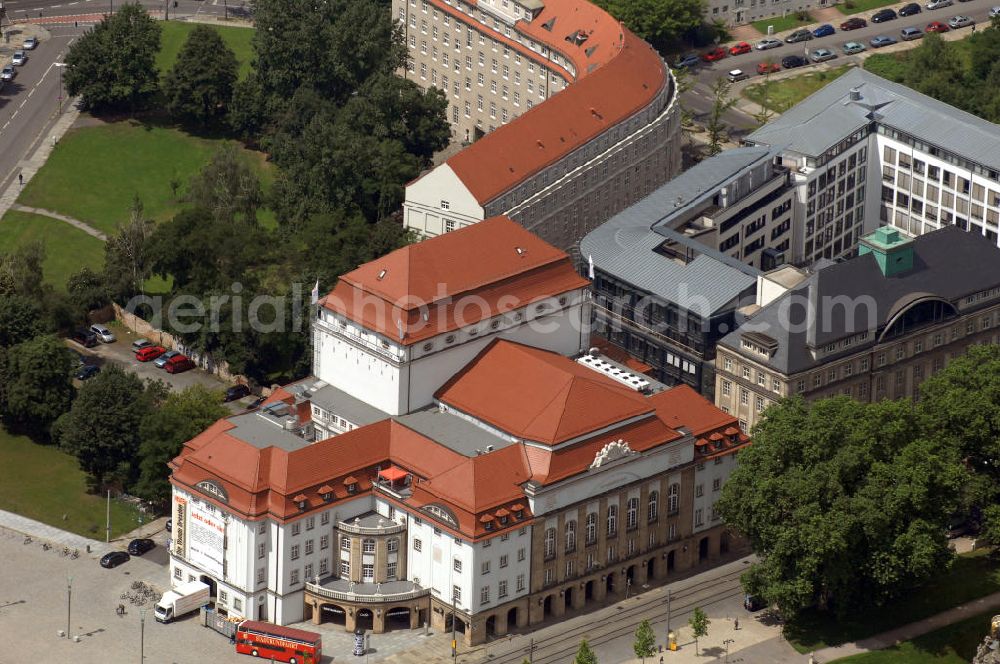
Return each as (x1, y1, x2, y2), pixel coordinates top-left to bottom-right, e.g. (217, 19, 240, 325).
(0, 428, 145, 540)
(837, 0, 897, 14)
(787, 550, 1000, 653)
(18, 121, 273, 236)
(156, 21, 255, 79)
(0, 211, 105, 290)
(751, 12, 813, 35)
(831, 609, 995, 663)
(743, 65, 854, 114)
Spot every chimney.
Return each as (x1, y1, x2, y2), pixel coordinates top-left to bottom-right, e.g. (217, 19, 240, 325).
(849, 87, 862, 102)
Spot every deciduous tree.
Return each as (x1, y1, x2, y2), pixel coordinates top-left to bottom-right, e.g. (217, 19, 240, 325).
(0, 295, 43, 347)
(592, 0, 704, 51)
(689, 607, 709, 653)
(0, 335, 75, 438)
(574, 639, 598, 664)
(633, 619, 656, 662)
(163, 25, 239, 126)
(706, 77, 736, 156)
(104, 197, 154, 303)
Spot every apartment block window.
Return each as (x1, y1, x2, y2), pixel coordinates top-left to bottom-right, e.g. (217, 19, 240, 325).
(721, 380, 731, 397)
(696, 484, 704, 498)
(320, 558, 328, 575)
(387, 561, 397, 580)
(258, 523, 266, 534)
(454, 558, 462, 573)
(304, 563, 314, 580)
(174, 567, 183, 580)
(414, 539, 422, 552)
(648, 491, 659, 522)
(713, 478, 721, 492)
(290, 569, 300, 586)
(668, 523, 677, 541)
(291, 545, 300, 561)
(306, 517, 315, 530)
(586, 512, 597, 544)
(257, 568, 265, 584)
(500, 554, 508, 568)
(482, 560, 491, 575)
(742, 366, 751, 380)
(757, 371, 766, 386)
(291, 523, 301, 536)
(607, 505, 618, 537)
(695, 509, 704, 527)
(258, 543, 265, 559)
(498, 579, 508, 598)
(544, 528, 555, 558)
(341, 560, 350, 577)
(739, 419, 748, 432)
(341, 536, 351, 552)
(453, 586, 462, 602)
(724, 356, 733, 372)
(362, 564, 374, 581)
(518, 547, 525, 562)
(756, 396, 765, 412)
(219, 591, 228, 604)
(516, 574, 525, 592)
(667, 484, 680, 514)
(544, 568, 553, 586)
(305, 539, 314, 555)
(320, 512, 330, 525)
(861, 358, 870, 371)
(772, 378, 781, 393)
(626, 498, 639, 530)
(607, 545, 616, 563)
(895, 346, 905, 360)
(387, 538, 399, 553)
(740, 388, 749, 405)
(363, 539, 376, 554)
(648, 531, 656, 549)
(627, 539, 636, 557)
(566, 560, 575, 577)
(565, 520, 577, 552)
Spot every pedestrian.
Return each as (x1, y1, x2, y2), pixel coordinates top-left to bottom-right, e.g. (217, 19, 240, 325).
(734, 617, 739, 630)
(18, 173, 22, 186)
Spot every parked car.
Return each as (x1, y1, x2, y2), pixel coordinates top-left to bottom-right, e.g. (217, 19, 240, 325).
(926, 0, 952, 9)
(136, 345, 167, 362)
(70, 350, 86, 365)
(812, 23, 836, 37)
(870, 35, 898, 47)
(756, 38, 782, 49)
(811, 48, 837, 62)
(729, 41, 752, 55)
(131, 338, 153, 353)
(11, 51, 26, 66)
(224, 384, 252, 402)
(925, 20, 950, 31)
(89, 324, 116, 343)
(781, 54, 808, 68)
(871, 8, 898, 21)
(76, 364, 101, 381)
(842, 41, 867, 54)
(840, 17, 867, 30)
(757, 61, 781, 74)
(702, 47, 727, 61)
(948, 14, 973, 27)
(785, 29, 814, 43)
(744, 594, 766, 611)
(70, 328, 98, 348)
(675, 53, 701, 68)
(901, 26, 924, 39)
(165, 355, 195, 374)
(1, 65, 16, 81)
(100, 551, 130, 569)
(899, 2, 922, 15)
(153, 349, 180, 369)
(127, 538, 156, 556)
(23, 37, 38, 50)
(166, 518, 172, 532)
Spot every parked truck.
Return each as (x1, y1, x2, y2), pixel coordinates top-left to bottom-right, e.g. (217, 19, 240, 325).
(154, 580, 210, 623)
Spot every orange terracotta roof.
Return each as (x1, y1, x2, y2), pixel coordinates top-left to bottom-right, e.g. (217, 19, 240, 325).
(445, 28, 667, 204)
(321, 217, 588, 345)
(437, 340, 654, 444)
(589, 335, 655, 375)
(649, 385, 739, 437)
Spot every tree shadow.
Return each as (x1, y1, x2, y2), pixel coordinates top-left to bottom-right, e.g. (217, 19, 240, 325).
(701, 646, 725, 658)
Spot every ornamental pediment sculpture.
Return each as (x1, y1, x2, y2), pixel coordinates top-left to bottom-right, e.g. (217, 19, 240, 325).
(590, 440, 636, 469)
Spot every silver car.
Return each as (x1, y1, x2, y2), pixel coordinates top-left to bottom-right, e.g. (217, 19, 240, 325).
(0, 65, 14, 81)
(811, 48, 837, 62)
(11, 51, 26, 66)
(756, 38, 782, 50)
(842, 41, 867, 54)
(154, 350, 180, 369)
(948, 14, 973, 27)
(926, 0, 952, 9)
(23, 37, 38, 50)
(90, 324, 116, 343)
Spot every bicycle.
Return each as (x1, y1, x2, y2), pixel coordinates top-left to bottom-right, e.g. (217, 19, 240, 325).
(23, 536, 32, 545)
(42, 542, 51, 551)
(70, 549, 79, 559)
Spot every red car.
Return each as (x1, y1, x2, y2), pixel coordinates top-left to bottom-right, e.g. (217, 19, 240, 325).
(135, 345, 166, 362)
(165, 356, 195, 374)
(729, 41, 752, 55)
(925, 20, 949, 32)
(702, 47, 727, 62)
(840, 17, 867, 30)
(757, 61, 781, 74)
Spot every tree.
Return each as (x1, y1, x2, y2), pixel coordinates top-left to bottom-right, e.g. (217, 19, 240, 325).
(717, 397, 965, 620)
(185, 144, 263, 225)
(689, 607, 709, 654)
(55, 365, 166, 490)
(574, 639, 598, 664)
(104, 197, 154, 303)
(633, 619, 656, 662)
(592, 0, 704, 52)
(134, 384, 227, 504)
(0, 335, 75, 438)
(62, 3, 161, 113)
(66, 267, 110, 318)
(0, 240, 46, 299)
(752, 67, 777, 125)
(163, 24, 239, 126)
(0, 295, 43, 347)
(706, 77, 736, 156)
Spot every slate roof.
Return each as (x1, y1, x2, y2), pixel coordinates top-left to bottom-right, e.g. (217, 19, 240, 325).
(718, 226, 1000, 374)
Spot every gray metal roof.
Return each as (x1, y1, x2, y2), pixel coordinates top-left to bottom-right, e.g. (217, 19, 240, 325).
(395, 408, 513, 457)
(226, 412, 311, 452)
(748, 68, 1000, 170)
(309, 381, 390, 427)
(719, 226, 1000, 374)
(580, 147, 767, 315)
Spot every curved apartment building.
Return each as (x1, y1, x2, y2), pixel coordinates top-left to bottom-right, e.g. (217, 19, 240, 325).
(397, 0, 682, 250)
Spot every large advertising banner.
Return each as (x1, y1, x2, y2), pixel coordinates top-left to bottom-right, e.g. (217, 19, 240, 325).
(189, 501, 225, 578)
(173, 496, 187, 557)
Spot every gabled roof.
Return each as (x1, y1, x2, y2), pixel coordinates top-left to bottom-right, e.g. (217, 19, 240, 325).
(320, 217, 588, 344)
(436, 340, 654, 444)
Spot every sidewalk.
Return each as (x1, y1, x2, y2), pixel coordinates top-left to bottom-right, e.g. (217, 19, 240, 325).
(815, 590, 1000, 661)
(0, 508, 109, 555)
(11, 203, 107, 240)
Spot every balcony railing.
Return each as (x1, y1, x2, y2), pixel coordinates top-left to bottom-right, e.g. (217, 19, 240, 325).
(338, 520, 406, 536)
(305, 580, 428, 604)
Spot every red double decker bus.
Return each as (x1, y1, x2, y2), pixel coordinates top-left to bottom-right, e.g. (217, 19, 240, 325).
(235, 620, 322, 664)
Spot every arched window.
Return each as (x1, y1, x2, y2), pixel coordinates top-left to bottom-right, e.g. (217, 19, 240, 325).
(607, 505, 618, 537)
(543, 527, 556, 558)
(565, 520, 577, 553)
(667, 484, 680, 514)
(362, 538, 376, 553)
(648, 491, 659, 523)
(585, 512, 597, 545)
(626, 497, 638, 530)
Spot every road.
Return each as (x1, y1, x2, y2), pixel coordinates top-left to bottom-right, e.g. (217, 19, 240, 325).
(2, 0, 249, 20)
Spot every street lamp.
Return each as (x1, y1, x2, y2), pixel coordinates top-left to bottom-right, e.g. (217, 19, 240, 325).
(723, 638, 734, 663)
(54, 62, 67, 112)
(140, 607, 148, 663)
(66, 576, 72, 639)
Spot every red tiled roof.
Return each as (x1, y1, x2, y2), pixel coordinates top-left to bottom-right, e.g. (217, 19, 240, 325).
(342, 476, 358, 485)
(648, 385, 739, 437)
(320, 217, 588, 345)
(724, 427, 740, 436)
(379, 466, 408, 482)
(479, 514, 494, 523)
(437, 340, 654, 444)
(445, 28, 667, 204)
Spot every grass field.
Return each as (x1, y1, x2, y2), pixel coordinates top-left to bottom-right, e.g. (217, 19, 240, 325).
(837, 0, 897, 14)
(156, 21, 255, 79)
(18, 121, 273, 236)
(0, 211, 105, 290)
(752, 12, 813, 35)
(743, 65, 853, 113)
(830, 609, 995, 663)
(787, 550, 1000, 653)
(0, 428, 144, 540)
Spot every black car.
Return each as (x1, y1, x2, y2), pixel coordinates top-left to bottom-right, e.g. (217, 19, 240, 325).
(675, 53, 701, 68)
(127, 538, 156, 555)
(76, 364, 100, 381)
(744, 594, 766, 611)
(871, 8, 897, 21)
(224, 384, 252, 402)
(784, 28, 814, 43)
(899, 2, 921, 15)
(781, 54, 807, 69)
(70, 328, 98, 348)
(100, 551, 131, 568)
